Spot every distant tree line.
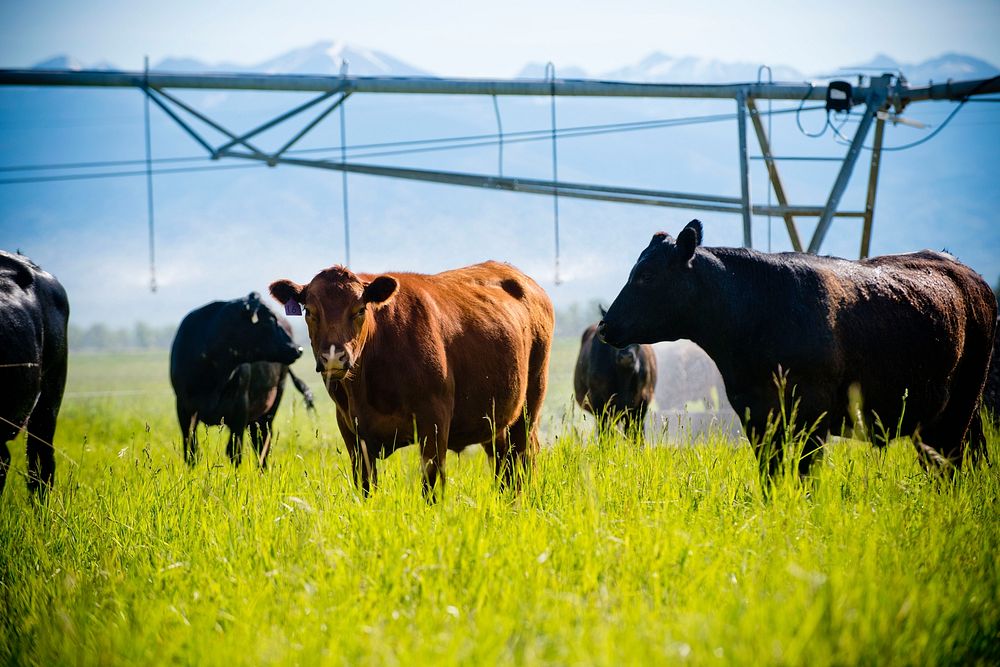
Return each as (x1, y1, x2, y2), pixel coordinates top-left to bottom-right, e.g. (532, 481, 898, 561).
(69, 322, 177, 352)
(67, 301, 609, 353)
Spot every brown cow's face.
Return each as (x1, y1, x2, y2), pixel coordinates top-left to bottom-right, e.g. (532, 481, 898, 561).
(269, 267, 398, 384)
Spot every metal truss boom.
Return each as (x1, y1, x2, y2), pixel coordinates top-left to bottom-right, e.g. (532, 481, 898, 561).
(1, 68, 996, 103)
(2, 67, 997, 257)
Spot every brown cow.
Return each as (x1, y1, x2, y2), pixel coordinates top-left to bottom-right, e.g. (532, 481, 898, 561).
(269, 261, 554, 498)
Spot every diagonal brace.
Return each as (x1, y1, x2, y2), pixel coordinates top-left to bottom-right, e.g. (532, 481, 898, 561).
(746, 96, 803, 252)
(268, 92, 351, 165)
(808, 75, 890, 254)
(214, 88, 343, 156)
(142, 86, 215, 155)
(151, 87, 269, 158)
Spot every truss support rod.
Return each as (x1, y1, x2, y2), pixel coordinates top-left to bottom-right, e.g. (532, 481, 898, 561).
(746, 96, 803, 252)
(214, 88, 342, 156)
(142, 88, 216, 155)
(736, 89, 752, 248)
(860, 110, 887, 259)
(151, 87, 268, 158)
(808, 77, 889, 254)
(219, 150, 867, 217)
(4, 69, 998, 103)
(269, 92, 350, 165)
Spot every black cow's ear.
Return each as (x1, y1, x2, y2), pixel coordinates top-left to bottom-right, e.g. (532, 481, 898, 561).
(599, 304, 608, 318)
(676, 219, 702, 264)
(269, 279, 304, 305)
(363, 275, 398, 306)
(648, 232, 669, 248)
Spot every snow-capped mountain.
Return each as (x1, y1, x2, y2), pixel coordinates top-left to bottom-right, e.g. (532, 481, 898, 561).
(253, 40, 429, 76)
(148, 40, 430, 77)
(515, 62, 589, 79)
(28, 44, 999, 86)
(841, 52, 999, 84)
(31, 54, 86, 71)
(601, 53, 804, 83)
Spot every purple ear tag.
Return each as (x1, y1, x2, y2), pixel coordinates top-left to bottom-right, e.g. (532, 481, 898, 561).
(284, 300, 302, 316)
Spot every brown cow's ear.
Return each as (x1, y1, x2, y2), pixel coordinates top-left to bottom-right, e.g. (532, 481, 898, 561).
(676, 219, 702, 264)
(363, 275, 399, 306)
(269, 279, 304, 305)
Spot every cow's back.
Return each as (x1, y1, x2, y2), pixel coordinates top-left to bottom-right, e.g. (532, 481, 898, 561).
(794, 250, 995, 428)
(169, 302, 225, 395)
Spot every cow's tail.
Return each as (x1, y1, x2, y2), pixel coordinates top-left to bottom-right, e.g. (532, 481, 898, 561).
(288, 369, 316, 411)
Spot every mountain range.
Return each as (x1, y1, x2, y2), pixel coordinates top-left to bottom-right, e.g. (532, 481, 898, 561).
(3, 41, 998, 327)
(33, 41, 998, 84)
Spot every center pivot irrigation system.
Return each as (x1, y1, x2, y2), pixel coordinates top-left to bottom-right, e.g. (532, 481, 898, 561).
(1, 65, 998, 288)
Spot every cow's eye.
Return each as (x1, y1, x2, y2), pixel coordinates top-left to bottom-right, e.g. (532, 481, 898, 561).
(352, 308, 366, 320)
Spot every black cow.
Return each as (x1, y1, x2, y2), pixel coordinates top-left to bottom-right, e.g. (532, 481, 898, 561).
(984, 315, 1000, 420)
(600, 220, 997, 480)
(170, 292, 312, 468)
(574, 310, 657, 436)
(0, 251, 69, 497)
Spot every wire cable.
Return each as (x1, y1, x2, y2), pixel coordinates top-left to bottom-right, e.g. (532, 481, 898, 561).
(796, 84, 829, 138)
(0, 162, 266, 185)
(0, 105, 827, 177)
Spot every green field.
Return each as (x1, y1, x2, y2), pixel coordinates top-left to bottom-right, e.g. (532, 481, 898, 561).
(1, 343, 998, 665)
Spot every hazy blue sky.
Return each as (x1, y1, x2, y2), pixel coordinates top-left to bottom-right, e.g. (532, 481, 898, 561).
(2, 0, 999, 75)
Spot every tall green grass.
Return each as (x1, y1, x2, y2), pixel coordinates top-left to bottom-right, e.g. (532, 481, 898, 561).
(1, 347, 997, 665)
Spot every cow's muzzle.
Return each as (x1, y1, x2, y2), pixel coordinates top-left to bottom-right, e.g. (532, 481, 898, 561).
(318, 344, 353, 378)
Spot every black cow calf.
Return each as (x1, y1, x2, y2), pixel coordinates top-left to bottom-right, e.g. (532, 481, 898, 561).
(600, 220, 997, 480)
(170, 292, 312, 468)
(574, 311, 657, 436)
(0, 251, 69, 496)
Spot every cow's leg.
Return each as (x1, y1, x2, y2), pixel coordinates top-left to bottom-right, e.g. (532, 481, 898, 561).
(226, 428, 245, 467)
(176, 402, 199, 466)
(635, 401, 650, 443)
(347, 440, 378, 497)
(254, 379, 287, 470)
(490, 427, 516, 489)
(620, 407, 640, 441)
(26, 361, 65, 497)
(505, 335, 551, 486)
(0, 438, 10, 496)
(921, 348, 994, 468)
(419, 420, 449, 503)
(336, 410, 377, 496)
(248, 419, 273, 469)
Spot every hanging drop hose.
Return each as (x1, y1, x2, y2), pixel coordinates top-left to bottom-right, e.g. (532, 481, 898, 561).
(340, 60, 351, 268)
(142, 56, 157, 293)
(546, 62, 561, 285)
(492, 95, 504, 177)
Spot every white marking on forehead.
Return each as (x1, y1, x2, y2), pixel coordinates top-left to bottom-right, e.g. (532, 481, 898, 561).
(328, 344, 338, 360)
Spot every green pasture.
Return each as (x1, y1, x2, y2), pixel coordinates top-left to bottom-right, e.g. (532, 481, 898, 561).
(0, 341, 997, 665)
